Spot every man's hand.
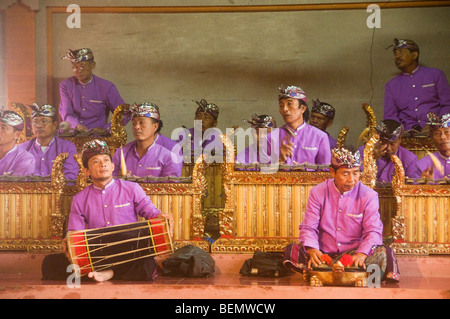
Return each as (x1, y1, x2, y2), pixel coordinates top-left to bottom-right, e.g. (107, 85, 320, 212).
(306, 247, 323, 268)
(160, 213, 174, 237)
(279, 135, 294, 163)
(373, 142, 387, 160)
(76, 124, 89, 132)
(352, 252, 367, 269)
(421, 166, 434, 179)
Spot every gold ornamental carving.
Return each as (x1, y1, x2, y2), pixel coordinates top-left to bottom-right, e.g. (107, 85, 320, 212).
(0, 153, 68, 251)
(390, 154, 450, 255)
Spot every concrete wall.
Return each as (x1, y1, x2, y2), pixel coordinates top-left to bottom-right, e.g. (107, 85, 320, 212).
(29, 1, 450, 144)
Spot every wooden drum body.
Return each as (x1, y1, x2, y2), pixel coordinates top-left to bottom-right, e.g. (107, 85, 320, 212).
(67, 217, 173, 275)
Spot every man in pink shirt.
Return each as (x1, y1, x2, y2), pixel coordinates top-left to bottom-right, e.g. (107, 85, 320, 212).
(284, 146, 400, 283)
(59, 48, 128, 134)
(18, 104, 78, 181)
(112, 103, 182, 178)
(42, 140, 173, 282)
(260, 85, 331, 170)
(418, 112, 450, 180)
(0, 109, 35, 176)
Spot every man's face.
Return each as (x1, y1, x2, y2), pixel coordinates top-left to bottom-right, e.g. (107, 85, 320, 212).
(195, 111, 217, 132)
(380, 137, 402, 159)
(86, 154, 114, 182)
(71, 60, 95, 83)
(393, 48, 418, 71)
(132, 116, 159, 142)
(279, 98, 305, 127)
(330, 166, 361, 194)
(309, 112, 333, 131)
(0, 122, 20, 147)
(431, 127, 450, 155)
(31, 116, 57, 140)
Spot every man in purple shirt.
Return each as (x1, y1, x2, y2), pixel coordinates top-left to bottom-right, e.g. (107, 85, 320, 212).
(362, 119, 420, 182)
(418, 112, 450, 180)
(42, 139, 173, 282)
(18, 104, 78, 181)
(113, 103, 182, 178)
(309, 98, 337, 149)
(383, 39, 450, 132)
(59, 48, 128, 134)
(175, 99, 223, 163)
(0, 110, 35, 176)
(260, 85, 331, 169)
(236, 114, 277, 165)
(284, 146, 400, 283)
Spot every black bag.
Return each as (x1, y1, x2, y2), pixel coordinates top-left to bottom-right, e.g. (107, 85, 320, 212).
(239, 251, 289, 277)
(162, 245, 215, 277)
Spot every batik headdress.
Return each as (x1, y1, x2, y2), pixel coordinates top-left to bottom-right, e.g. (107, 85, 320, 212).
(81, 139, 111, 168)
(29, 103, 57, 120)
(129, 102, 160, 121)
(331, 147, 361, 169)
(427, 112, 450, 128)
(278, 85, 307, 103)
(311, 99, 335, 119)
(375, 120, 404, 141)
(195, 99, 219, 120)
(387, 38, 419, 53)
(61, 48, 94, 63)
(0, 107, 24, 131)
(245, 114, 277, 128)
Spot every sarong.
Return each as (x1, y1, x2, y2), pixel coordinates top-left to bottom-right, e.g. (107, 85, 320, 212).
(283, 243, 400, 283)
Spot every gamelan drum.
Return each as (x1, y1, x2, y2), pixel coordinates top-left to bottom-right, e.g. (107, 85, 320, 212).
(67, 217, 173, 276)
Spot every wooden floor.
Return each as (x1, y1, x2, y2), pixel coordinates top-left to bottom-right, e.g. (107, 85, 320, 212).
(0, 252, 449, 300)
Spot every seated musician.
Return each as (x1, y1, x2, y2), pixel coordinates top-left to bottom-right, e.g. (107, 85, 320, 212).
(418, 112, 450, 179)
(362, 119, 420, 182)
(0, 109, 35, 176)
(175, 99, 223, 161)
(308, 98, 337, 149)
(260, 85, 331, 168)
(59, 48, 129, 135)
(284, 146, 400, 283)
(41, 139, 173, 282)
(235, 113, 277, 164)
(112, 103, 182, 178)
(18, 104, 78, 180)
(383, 38, 450, 134)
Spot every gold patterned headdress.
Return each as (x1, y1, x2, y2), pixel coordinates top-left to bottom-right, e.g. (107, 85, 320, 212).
(81, 139, 111, 168)
(331, 147, 361, 169)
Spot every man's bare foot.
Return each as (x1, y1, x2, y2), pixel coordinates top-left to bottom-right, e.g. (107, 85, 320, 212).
(88, 269, 114, 282)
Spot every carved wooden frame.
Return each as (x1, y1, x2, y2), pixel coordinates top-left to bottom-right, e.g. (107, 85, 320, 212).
(391, 155, 450, 255)
(0, 153, 67, 251)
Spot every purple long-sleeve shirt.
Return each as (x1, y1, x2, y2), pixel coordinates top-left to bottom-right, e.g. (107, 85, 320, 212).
(383, 66, 450, 131)
(67, 178, 161, 231)
(360, 145, 421, 182)
(236, 143, 259, 164)
(0, 145, 35, 176)
(59, 74, 126, 130)
(112, 140, 182, 178)
(260, 123, 331, 166)
(417, 151, 450, 180)
(299, 179, 383, 256)
(18, 137, 79, 180)
(326, 132, 337, 149)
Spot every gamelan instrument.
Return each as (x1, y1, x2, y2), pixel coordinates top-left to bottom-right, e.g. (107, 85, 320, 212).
(67, 217, 173, 276)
